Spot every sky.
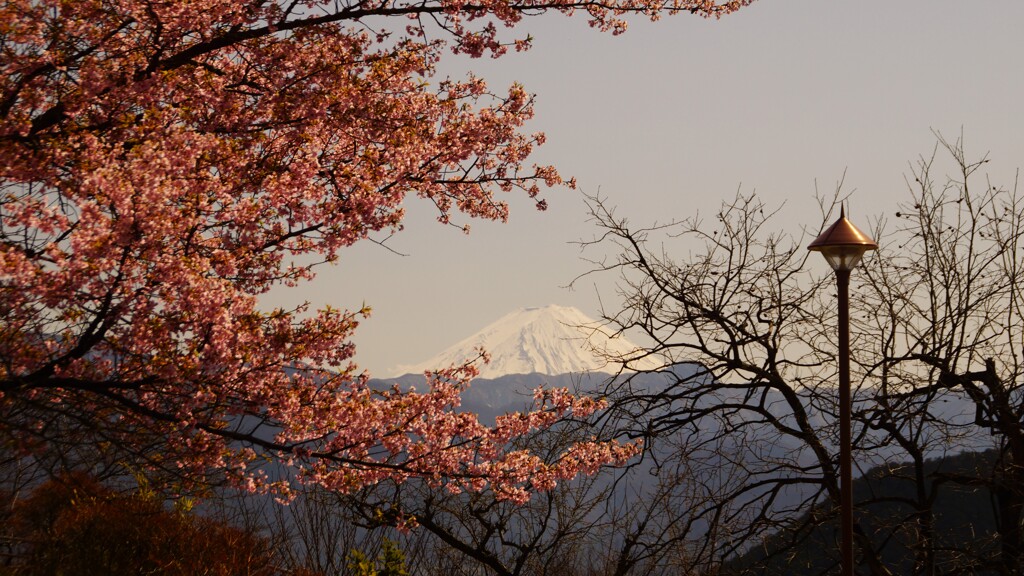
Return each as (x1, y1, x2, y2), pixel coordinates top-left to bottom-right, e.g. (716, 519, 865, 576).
(264, 0, 1024, 377)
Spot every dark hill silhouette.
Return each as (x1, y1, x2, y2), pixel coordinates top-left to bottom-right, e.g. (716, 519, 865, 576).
(723, 449, 1000, 576)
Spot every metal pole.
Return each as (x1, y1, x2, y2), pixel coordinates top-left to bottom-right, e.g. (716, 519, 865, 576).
(837, 268, 854, 576)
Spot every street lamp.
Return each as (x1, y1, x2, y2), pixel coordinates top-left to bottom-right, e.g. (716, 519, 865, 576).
(808, 205, 877, 576)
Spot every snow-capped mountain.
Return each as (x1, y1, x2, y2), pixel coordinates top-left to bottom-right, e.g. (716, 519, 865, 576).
(388, 304, 661, 378)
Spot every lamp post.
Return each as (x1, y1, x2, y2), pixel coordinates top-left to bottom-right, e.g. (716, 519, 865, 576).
(808, 206, 877, 576)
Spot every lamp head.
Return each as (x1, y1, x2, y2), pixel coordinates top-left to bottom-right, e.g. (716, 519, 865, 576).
(808, 206, 878, 271)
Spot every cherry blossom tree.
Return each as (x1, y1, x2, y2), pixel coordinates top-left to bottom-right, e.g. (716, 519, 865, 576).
(0, 0, 750, 500)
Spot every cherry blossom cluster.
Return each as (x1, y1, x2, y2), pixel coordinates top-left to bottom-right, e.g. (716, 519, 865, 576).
(1, 0, 743, 501)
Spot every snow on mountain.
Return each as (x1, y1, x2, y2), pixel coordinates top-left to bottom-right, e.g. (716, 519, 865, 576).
(388, 304, 662, 378)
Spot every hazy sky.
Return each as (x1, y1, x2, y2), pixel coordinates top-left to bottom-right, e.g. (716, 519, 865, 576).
(264, 1, 1024, 376)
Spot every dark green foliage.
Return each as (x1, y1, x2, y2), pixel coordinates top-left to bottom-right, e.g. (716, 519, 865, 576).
(348, 539, 410, 576)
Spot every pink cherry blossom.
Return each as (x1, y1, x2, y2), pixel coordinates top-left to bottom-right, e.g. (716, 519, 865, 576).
(0, 0, 747, 501)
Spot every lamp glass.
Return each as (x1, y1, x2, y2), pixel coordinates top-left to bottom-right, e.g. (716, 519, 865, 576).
(817, 245, 868, 272)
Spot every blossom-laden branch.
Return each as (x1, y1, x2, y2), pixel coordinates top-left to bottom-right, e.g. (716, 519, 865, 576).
(2, 0, 754, 499)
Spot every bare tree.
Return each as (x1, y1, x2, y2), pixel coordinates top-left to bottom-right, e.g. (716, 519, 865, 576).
(577, 188, 869, 573)
(856, 136, 1024, 575)
(576, 136, 1024, 575)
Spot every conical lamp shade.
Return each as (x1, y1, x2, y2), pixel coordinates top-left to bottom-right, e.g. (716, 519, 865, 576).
(808, 207, 878, 271)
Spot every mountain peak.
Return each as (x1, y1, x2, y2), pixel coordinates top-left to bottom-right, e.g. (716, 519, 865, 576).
(388, 305, 660, 378)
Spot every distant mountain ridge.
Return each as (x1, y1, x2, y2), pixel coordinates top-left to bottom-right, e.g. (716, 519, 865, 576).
(388, 304, 661, 379)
